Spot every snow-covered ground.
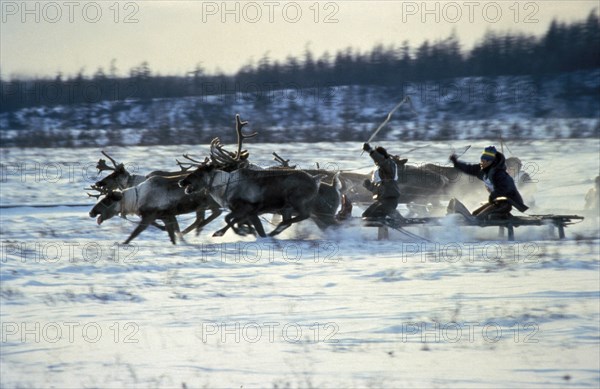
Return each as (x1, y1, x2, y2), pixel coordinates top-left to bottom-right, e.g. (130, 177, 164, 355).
(1, 139, 599, 388)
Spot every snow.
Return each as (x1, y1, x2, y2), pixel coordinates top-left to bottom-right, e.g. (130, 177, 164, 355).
(1, 139, 599, 387)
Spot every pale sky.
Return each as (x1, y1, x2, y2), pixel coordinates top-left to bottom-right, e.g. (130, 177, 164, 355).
(1, 0, 598, 78)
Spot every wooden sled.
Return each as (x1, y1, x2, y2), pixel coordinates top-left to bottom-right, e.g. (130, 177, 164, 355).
(363, 214, 584, 241)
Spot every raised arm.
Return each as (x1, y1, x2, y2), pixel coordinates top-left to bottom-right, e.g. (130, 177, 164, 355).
(449, 154, 481, 177)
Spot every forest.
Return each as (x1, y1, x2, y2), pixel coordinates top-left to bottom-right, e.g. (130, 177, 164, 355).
(2, 11, 598, 112)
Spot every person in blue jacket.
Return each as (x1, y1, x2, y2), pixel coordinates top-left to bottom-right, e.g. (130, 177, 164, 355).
(449, 146, 528, 219)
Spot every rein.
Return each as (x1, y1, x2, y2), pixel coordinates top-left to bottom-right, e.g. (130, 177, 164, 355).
(205, 171, 232, 203)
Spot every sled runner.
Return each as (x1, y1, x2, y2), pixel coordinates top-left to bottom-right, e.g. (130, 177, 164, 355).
(362, 213, 584, 241)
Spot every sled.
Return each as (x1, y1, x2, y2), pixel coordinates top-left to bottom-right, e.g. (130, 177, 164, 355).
(362, 214, 584, 241)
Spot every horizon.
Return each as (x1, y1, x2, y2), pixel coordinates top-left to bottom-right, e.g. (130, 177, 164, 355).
(1, 1, 598, 79)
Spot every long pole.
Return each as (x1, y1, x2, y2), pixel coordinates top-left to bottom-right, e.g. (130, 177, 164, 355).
(364, 96, 415, 146)
(454, 145, 471, 159)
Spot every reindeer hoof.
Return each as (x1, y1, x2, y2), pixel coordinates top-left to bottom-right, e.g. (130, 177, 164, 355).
(213, 230, 225, 237)
(233, 225, 254, 236)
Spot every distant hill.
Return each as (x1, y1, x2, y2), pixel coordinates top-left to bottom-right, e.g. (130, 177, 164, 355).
(1, 69, 599, 147)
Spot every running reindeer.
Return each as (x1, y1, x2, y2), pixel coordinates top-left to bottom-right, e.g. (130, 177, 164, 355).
(179, 165, 321, 237)
(179, 115, 342, 237)
(88, 114, 258, 243)
(88, 150, 223, 237)
(89, 174, 213, 244)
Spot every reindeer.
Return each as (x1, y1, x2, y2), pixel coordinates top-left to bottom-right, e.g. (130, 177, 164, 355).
(89, 175, 213, 244)
(183, 115, 345, 234)
(392, 157, 450, 204)
(311, 172, 346, 227)
(93, 150, 207, 188)
(90, 150, 222, 236)
(271, 149, 451, 207)
(181, 169, 345, 233)
(309, 157, 450, 206)
(270, 153, 352, 225)
(88, 114, 261, 242)
(420, 162, 484, 201)
(93, 151, 146, 190)
(179, 164, 320, 237)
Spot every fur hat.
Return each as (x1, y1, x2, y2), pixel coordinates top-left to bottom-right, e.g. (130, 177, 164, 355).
(375, 146, 390, 158)
(480, 146, 497, 161)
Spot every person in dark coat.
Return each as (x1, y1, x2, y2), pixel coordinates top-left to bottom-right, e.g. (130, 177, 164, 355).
(449, 146, 528, 219)
(362, 143, 402, 219)
(506, 157, 537, 207)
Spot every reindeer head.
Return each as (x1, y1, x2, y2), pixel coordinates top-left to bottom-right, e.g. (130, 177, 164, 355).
(94, 151, 131, 190)
(178, 164, 215, 195)
(89, 191, 123, 225)
(95, 164, 130, 190)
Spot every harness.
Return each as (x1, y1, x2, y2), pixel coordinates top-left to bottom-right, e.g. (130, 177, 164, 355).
(206, 172, 217, 192)
(205, 171, 231, 206)
(120, 186, 139, 216)
(126, 174, 137, 188)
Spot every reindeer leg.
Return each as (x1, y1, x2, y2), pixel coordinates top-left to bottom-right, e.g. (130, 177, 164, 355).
(163, 215, 180, 245)
(232, 220, 255, 236)
(231, 214, 256, 236)
(181, 209, 205, 235)
(214, 204, 253, 237)
(200, 208, 223, 231)
(248, 214, 266, 238)
(231, 203, 261, 236)
(311, 216, 330, 230)
(151, 221, 166, 231)
(194, 209, 206, 236)
(213, 212, 236, 237)
(166, 223, 176, 244)
(268, 208, 292, 236)
(269, 212, 311, 237)
(182, 208, 223, 236)
(163, 215, 183, 244)
(124, 214, 155, 244)
(215, 203, 257, 237)
(269, 222, 291, 237)
(172, 215, 185, 244)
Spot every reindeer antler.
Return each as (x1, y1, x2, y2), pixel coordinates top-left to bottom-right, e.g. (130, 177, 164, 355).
(182, 153, 207, 165)
(208, 115, 258, 169)
(175, 160, 193, 172)
(96, 151, 123, 173)
(272, 152, 296, 169)
(234, 114, 257, 160)
(210, 138, 238, 167)
(176, 155, 209, 171)
(96, 159, 115, 173)
(101, 151, 120, 168)
(85, 184, 110, 199)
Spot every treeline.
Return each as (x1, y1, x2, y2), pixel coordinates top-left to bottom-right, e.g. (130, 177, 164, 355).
(1, 10, 599, 113)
